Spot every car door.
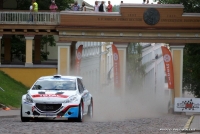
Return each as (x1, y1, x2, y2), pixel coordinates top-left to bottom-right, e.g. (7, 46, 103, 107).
(77, 78, 88, 113)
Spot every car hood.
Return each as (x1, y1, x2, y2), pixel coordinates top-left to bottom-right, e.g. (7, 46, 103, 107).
(29, 90, 77, 103)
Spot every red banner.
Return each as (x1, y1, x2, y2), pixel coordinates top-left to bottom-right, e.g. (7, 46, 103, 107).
(161, 46, 174, 89)
(112, 44, 121, 89)
(75, 45, 83, 75)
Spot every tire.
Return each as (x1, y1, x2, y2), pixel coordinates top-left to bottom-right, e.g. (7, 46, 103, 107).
(87, 99, 93, 118)
(20, 105, 30, 122)
(77, 102, 83, 122)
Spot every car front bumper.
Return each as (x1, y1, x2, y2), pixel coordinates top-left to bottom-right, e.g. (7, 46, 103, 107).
(22, 101, 79, 119)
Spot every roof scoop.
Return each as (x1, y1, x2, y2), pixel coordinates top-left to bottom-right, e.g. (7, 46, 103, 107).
(53, 75, 62, 78)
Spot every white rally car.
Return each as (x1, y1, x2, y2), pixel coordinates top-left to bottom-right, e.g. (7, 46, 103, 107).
(21, 75, 93, 122)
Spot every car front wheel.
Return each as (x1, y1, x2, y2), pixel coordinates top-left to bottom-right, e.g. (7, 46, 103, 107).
(20, 105, 30, 122)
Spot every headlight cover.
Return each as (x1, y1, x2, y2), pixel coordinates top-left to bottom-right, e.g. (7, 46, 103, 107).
(64, 95, 78, 103)
(26, 94, 33, 103)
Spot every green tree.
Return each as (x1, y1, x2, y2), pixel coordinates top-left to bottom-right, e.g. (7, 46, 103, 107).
(112, 5, 119, 12)
(159, 0, 200, 12)
(8, 0, 73, 61)
(160, 0, 200, 97)
(127, 43, 145, 90)
(183, 45, 200, 97)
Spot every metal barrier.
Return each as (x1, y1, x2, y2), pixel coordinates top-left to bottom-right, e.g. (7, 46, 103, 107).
(0, 87, 4, 91)
(0, 11, 60, 25)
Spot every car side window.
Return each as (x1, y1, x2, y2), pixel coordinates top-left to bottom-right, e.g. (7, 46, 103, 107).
(77, 78, 84, 93)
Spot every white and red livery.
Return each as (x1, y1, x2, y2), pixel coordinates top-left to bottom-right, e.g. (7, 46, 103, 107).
(21, 75, 93, 122)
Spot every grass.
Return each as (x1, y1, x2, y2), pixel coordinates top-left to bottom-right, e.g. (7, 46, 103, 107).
(0, 71, 29, 108)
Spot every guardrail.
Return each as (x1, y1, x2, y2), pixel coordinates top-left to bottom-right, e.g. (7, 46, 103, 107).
(0, 11, 60, 25)
(0, 87, 4, 91)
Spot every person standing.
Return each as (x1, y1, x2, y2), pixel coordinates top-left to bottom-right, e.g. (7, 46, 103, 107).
(142, 0, 146, 4)
(49, 0, 58, 22)
(28, 2, 33, 22)
(106, 1, 112, 12)
(49, 0, 58, 12)
(81, 2, 86, 11)
(99, 1, 105, 12)
(32, 0, 38, 22)
(94, 1, 99, 12)
(71, 1, 80, 11)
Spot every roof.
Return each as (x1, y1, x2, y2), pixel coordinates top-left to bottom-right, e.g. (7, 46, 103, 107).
(37, 75, 82, 81)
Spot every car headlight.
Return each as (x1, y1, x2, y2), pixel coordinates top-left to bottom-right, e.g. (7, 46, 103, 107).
(26, 94, 33, 103)
(64, 95, 78, 103)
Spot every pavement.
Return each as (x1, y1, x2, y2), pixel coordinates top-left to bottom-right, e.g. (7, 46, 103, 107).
(0, 109, 200, 134)
(181, 114, 200, 134)
(0, 110, 20, 117)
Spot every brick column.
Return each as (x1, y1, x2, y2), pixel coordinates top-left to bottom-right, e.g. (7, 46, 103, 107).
(25, 35, 34, 67)
(3, 35, 11, 64)
(34, 35, 42, 64)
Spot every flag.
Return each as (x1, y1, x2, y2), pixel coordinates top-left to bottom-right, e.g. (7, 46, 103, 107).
(161, 46, 174, 89)
(112, 44, 121, 89)
(75, 45, 83, 75)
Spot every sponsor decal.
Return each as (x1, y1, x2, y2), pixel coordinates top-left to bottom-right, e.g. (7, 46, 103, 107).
(75, 45, 83, 75)
(32, 94, 68, 98)
(177, 99, 200, 111)
(161, 46, 174, 89)
(24, 102, 33, 105)
(112, 44, 121, 89)
(175, 98, 200, 112)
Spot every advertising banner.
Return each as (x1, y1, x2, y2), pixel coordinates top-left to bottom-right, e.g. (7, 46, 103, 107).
(174, 98, 200, 112)
(161, 46, 174, 89)
(112, 44, 121, 89)
(75, 45, 83, 75)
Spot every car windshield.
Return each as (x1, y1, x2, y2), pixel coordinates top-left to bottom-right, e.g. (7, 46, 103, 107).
(32, 80, 76, 90)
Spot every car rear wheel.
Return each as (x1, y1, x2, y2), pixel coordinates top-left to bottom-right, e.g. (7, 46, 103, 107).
(20, 105, 30, 122)
(87, 99, 93, 118)
(77, 102, 83, 122)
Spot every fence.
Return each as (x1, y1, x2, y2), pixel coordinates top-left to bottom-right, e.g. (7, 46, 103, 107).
(0, 10, 60, 25)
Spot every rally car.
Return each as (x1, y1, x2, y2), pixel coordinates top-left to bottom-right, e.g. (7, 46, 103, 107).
(21, 75, 93, 122)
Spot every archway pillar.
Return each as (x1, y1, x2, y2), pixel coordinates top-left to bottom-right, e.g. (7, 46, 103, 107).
(0, 35, 2, 66)
(169, 44, 185, 111)
(34, 35, 42, 64)
(25, 35, 34, 67)
(57, 41, 71, 75)
(4, 35, 11, 64)
(113, 42, 128, 93)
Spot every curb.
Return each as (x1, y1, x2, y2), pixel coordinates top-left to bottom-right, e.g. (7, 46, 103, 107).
(180, 115, 194, 134)
(0, 115, 20, 118)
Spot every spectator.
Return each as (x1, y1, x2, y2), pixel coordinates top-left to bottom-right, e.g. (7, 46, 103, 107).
(99, 1, 105, 12)
(146, 0, 149, 4)
(142, 0, 146, 4)
(49, 0, 58, 22)
(28, 2, 33, 22)
(106, 1, 112, 12)
(121, 1, 123, 3)
(94, 1, 99, 12)
(99, 1, 106, 12)
(81, 2, 86, 11)
(32, 0, 38, 22)
(71, 1, 80, 11)
(49, 0, 58, 12)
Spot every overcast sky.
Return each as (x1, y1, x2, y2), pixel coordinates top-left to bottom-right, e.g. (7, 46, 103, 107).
(84, 0, 155, 6)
